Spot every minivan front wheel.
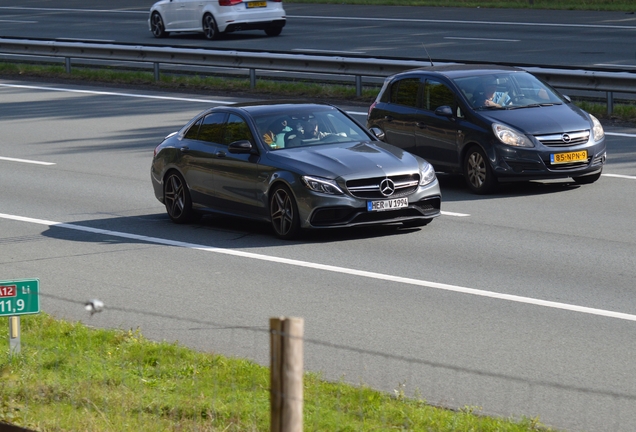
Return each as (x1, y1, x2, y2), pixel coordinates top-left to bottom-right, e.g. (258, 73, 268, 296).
(463, 146, 497, 194)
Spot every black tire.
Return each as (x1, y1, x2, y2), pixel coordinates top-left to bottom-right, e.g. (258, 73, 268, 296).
(150, 12, 168, 38)
(573, 171, 602, 185)
(164, 171, 195, 224)
(463, 146, 497, 194)
(269, 185, 300, 239)
(203, 14, 219, 40)
(402, 219, 432, 228)
(265, 26, 282, 36)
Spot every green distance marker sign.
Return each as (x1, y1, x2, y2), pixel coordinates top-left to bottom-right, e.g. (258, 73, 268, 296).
(0, 279, 40, 316)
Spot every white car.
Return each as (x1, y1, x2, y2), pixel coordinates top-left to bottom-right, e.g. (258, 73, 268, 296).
(149, 0, 286, 40)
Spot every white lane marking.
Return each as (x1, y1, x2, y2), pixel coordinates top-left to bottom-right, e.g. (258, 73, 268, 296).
(606, 132, 636, 138)
(290, 15, 636, 30)
(603, 173, 636, 180)
(2, 211, 636, 323)
(0, 83, 231, 104)
(0, 19, 37, 23)
(0, 7, 145, 14)
(441, 211, 470, 217)
(444, 37, 520, 42)
(0, 156, 55, 166)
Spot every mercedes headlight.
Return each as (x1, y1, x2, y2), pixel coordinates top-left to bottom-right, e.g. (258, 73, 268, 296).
(492, 123, 534, 148)
(302, 176, 343, 195)
(590, 114, 605, 142)
(420, 162, 436, 186)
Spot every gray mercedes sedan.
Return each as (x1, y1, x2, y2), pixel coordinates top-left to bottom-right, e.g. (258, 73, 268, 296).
(151, 102, 441, 239)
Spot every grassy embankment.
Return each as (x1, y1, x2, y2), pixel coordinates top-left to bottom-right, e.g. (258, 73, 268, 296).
(1, 313, 555, 431)
(1, 61, 635, 125)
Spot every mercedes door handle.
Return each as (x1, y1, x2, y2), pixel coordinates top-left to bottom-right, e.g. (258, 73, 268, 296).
(215, 151, 227, 158)
(179, 146, 190, 152)
(416, 122, 427, 129)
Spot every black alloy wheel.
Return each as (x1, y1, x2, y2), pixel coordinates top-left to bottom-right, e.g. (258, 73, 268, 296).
(265, 26, 282, 36)
(151, 12, 167, 38)
(164, 171, 195, 224)
(269, 185, 300, 239)
(203, 14, 218, 40)
(463, 146, 497, 194)
(573, 171, 602, 184)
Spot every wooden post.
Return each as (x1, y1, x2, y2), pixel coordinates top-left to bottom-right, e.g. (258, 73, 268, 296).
(270, 316, 304, 432)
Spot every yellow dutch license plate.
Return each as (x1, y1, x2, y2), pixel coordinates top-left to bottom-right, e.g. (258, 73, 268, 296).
(246, 1, 267, 7)
(550, 150, 588, 165)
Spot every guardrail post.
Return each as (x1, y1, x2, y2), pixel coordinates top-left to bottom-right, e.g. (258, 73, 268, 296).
(270, 316, 303, 432)
(65, 57, 71, 74)
(154, 62, 160, 82)
(606, 91, 614, 116)
(355, 75, 362, 98)
(250, 68, 256, 89)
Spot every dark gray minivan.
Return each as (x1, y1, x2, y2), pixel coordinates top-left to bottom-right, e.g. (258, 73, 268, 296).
(367, 65, 606, 194)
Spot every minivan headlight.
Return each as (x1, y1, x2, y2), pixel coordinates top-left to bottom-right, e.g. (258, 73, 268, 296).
(420, 162, 436, 186)
(492, 123, 534, 148)
(302, 176, 343, 195)
(590, 114, 605, 142)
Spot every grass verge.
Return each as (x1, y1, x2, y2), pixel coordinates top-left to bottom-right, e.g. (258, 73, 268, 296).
(2, 61, 635, 126)
(0, 313, 556, 431)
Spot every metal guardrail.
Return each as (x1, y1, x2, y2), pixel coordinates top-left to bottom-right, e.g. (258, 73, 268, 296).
(1, 38, 635, 113)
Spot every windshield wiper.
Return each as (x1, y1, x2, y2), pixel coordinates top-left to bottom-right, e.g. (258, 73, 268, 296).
(509, 102, 561, 110)
(477, 105, 506, 110)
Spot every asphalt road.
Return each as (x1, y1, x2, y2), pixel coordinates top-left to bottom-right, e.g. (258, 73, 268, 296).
(2, 3, 636, 431)
(1, 2, 636, 68)
(1, 80, 636, 431)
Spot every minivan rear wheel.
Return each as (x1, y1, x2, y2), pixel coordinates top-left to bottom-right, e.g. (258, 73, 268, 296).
(463, 146, 497, 194)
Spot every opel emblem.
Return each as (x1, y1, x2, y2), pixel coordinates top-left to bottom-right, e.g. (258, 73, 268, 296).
(561, 133, 571, 143)
(379, 178, 395, 197)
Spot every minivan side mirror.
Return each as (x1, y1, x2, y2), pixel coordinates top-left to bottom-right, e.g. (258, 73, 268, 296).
(434, 106, 454, 117)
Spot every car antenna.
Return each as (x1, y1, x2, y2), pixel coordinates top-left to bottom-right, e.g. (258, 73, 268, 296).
(422, 43, 434, 67)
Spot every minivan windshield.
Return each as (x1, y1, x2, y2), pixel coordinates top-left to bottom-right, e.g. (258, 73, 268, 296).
(452, 72, 564, 110)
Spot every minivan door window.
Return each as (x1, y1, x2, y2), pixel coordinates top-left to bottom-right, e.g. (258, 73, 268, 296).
(414, 79, 461, 170)
(382, 77, 422, 154)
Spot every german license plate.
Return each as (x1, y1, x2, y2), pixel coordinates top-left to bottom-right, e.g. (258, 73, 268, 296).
(367, 197, 408, 212)
(550, 150, 588, 164)
(246, 1, 267, 7)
